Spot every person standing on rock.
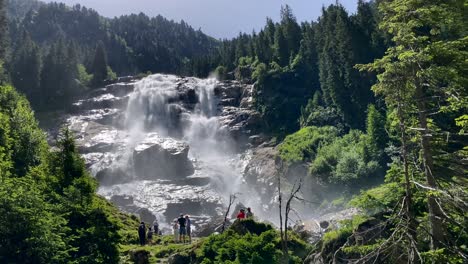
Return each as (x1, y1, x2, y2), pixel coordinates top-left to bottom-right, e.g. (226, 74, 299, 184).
(153, 219, 159, 237)
(172, 220, 179, 243)
(185, 215, 192, 243)
(138, 222, 146, 246)
(178, 214, 187, 243)
(246, 207, 254, 219)
(147, 227, 153, 245)
(237, 208, 246, 220)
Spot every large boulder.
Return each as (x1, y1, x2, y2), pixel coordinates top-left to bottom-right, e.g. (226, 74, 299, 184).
(133, 133, 194, 179)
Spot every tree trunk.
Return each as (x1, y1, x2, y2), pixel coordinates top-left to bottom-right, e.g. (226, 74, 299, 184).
(415, 84, 446, 250)
(397, 99, 419, 262)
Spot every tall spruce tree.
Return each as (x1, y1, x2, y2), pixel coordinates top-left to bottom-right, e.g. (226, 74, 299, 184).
(91, 41, 109, 88)
(0, 0, 7, 60)
(359, 0, 467, 253)
(273, 26, 289, 66)
(40, 39, 79, 109)
(0, 0, 8, 83)
(10, 32, 42, 105)
(279, 5, 301, 59)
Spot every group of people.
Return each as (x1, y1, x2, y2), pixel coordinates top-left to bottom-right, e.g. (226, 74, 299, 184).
(236, 207, 254, 220)
(173, 214, 192, 243)
(138, 220, 161, 246)
(137, 207, 254, 246)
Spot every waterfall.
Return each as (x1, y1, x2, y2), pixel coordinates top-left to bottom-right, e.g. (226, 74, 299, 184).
(123, 74, 246, 200)
(87, 73, 265, 226)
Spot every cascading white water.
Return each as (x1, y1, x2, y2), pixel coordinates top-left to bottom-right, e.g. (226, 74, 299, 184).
(108, 74, 260, 220)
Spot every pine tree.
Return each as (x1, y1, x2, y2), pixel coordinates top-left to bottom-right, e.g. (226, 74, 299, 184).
(366, 104, 387, 158)
(359, 0, 467, 253)
(0, 0, 7, 61)
(273, 26, 289, 66)
(280, 5, 301, 58)
(91, 41, 109, 87)
(10, 32, 42, 105)
(40, 39, 79, 109)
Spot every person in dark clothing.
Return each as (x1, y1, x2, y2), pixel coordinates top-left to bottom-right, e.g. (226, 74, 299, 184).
(246, 207, 254, 219)
(138, 222, 146, 246)
(177, 214, 187, 243)
(147, 227, 153, 245)
(153, 220, 159, 237)
(185, 215, 192, 243)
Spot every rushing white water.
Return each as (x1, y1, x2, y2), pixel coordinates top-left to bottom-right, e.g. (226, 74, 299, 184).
(93, 74, 263, 226)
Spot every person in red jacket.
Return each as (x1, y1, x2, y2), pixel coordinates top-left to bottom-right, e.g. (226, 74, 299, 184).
(237, 208, 246, 220)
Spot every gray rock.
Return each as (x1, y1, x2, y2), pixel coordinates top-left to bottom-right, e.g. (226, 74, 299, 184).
(137, 208, 156, 224)
(133, 133, 194, 180)
(168, 253, 191, 264)
(110, 195, 134, 207)
(96, 167, 130, 186)
(129, 249, 150, 264)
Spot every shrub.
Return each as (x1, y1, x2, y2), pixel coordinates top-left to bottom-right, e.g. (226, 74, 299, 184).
(278, 126, 339, 164)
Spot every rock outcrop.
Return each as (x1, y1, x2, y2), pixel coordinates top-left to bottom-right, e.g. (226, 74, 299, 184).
(133, 133, 194, 179)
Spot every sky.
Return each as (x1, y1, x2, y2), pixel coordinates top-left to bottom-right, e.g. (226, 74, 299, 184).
(42, 0, 360, 39)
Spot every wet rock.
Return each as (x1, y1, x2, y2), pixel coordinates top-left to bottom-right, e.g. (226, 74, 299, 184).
(248, 135, 267, 147)
(219, 107, 261, 140)
(133, 133, 194, 180)
(71, 94, 129, 112)
(195, 216, 225, 237)
(164, 199, 220, 223)
(244, 147, 279, 187)
(110, 195, 134, 207)
(129, 249, 150, 264)
(96, 167, 130, 186)
(168, 252, 192, 264)
(137, 208, 156, 224)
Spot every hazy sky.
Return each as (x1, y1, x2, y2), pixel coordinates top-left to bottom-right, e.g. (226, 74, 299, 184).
(42, 0, 360, 39)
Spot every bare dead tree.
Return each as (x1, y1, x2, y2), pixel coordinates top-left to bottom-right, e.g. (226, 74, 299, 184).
(221, 194, 237, 233)
(276, 157, 304, 263)
(284, 177, 303, 259)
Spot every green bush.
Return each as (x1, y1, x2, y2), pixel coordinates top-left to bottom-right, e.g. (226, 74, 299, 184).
(309, 130, 383, 185)
(215, 66, 227, 80)
(278, 126, 339, 164)
(196, 220, 309, 264)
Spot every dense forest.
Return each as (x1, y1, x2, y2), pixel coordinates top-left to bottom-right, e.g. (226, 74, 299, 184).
(2, 0, 218, 109)
(0, 0, 467, 263)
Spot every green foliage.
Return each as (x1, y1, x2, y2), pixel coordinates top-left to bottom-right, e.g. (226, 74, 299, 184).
(77, 64, 92, 87)
(214, 65, 227, 80)
(195, 219, 309, 264)
(278, 126, 339, 164)
(322, 215, 368, 247)
(0, 84, 125, 263)
(349, 182, 401, 213)
(39, 38, 79, 110)
(365, 104, 387, 159)
(107, 66, 117, 81)
(251, 62, 267, 83)
(455, 115, 468, 135)
(310, 130, 383, 185)
(0, 177, 69, 264)
(0, 85, 47, 177)
(10, 32, 42, 102)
